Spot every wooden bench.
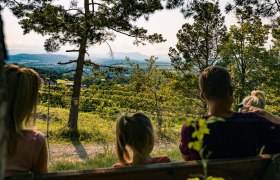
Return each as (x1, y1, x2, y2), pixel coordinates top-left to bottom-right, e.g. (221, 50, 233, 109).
(7, 154, 280, 180)
(31, 155, 277, 180)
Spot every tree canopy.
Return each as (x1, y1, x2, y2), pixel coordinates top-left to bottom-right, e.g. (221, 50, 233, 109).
(169, 1, 226, 74)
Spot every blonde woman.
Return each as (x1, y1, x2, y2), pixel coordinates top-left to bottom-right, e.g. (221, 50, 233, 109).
(241, 90, 280, 124)
(241, 90, 266, 110)
(113, 112, 170, 167)
(5, 64, 48, 177)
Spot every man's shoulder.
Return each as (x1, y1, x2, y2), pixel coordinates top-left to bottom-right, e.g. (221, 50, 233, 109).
(230, 112, 269, 122)
(204, 112, 272, 128)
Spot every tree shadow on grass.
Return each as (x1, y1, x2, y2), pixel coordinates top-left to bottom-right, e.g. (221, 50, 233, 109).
(70, 137, 89, 160)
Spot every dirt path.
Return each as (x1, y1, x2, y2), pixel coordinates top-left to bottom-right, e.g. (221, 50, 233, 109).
(47, 141, 177, 162)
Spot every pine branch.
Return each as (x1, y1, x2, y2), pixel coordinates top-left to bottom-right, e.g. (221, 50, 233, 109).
(84, 59, 99, 67)
(66, 49, 79, 52)
(58, 60, 77, 65)
(84, 59, 123, 69)
(58, 70, 76, 75)
(108, 27, 137, 38)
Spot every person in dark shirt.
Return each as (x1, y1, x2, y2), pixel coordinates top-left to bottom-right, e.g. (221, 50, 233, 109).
(180, 66, 280, 161)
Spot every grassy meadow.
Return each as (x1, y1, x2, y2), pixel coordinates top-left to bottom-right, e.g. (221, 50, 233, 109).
(35, 105, 183, 172)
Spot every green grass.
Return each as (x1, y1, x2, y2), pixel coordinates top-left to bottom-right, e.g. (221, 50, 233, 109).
(49, 152, 118, 171)
(35, 105, 183, 172)
(36, 105, 115, 144)
(152, 143, 182, 162)
(35, 105, 180, 144)
(49, 144, 182, 172)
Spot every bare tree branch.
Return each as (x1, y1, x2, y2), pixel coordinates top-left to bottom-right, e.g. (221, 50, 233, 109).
(108, 27, 138, 38)
(84, 59, 123, 68)
(105, 41, 114, 59)
(58, 60, 77, 65)
(58, 70, 76, 75)
(66, 49, 79, 52)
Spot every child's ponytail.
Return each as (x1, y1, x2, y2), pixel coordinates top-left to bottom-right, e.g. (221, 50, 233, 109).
(115, 113, 154, 165)
(116, 115, 130, 165)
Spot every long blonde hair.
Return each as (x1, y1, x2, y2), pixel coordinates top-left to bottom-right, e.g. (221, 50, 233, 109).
(116, 112, 154, 165)
(5, 64, 41, 154)
(242, 90, 266, 109)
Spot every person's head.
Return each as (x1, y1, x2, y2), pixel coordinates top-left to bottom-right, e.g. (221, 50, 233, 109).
(116, 112, 154, 165)
(241, 90, 266, 111)
(5, 64, 41, 133)
(199, 66, 233, 106)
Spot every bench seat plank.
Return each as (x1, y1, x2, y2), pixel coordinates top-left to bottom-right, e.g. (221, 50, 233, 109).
(34, 156, 271, 180)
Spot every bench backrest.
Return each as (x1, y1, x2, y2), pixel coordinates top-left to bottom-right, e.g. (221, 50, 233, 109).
(34, 156, 271, 180)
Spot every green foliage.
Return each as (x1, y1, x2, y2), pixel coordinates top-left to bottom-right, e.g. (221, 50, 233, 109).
(126, 56, 173, 133)
(220, 15, 273, 104)
(226, 0, 280, 17)
(188, 119, 210, 152)
(169, 1, 226, 74)
(186, 117, 225, 180)
(165, 0, 216, 18)
(169, 1, 226, 115)
(4, 0, 166, 51)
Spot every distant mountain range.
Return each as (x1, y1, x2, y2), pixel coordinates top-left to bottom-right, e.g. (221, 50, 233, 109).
(6, 53, 172, 73)
(8, 52, 170, 63)
(7, 53, 71, 65)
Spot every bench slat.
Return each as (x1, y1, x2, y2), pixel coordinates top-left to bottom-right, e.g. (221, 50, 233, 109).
(34, 156, 271, 180)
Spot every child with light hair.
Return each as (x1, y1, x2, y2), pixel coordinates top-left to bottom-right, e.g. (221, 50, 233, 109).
(113, 112, 170, 167)
(5, 64, 48, 177)
(242, 90, 266, 110)
(241, 90, 280, 123)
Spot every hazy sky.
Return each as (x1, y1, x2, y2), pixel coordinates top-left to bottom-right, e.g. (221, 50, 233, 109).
(3, 0, 236, 58)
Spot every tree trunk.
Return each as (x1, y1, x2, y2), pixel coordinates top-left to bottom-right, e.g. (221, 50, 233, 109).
(67, 0, 90, 136)
(239, 67, 246, 103)
(153, 90, 162, 134)
(0, 13, 8, 179)
(67, 43, 86, 136)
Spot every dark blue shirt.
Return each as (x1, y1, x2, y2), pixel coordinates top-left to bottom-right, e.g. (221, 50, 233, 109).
(180, 112, 280, 160)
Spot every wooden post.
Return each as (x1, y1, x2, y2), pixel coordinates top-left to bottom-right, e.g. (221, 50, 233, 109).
(0, 11, 8, 180)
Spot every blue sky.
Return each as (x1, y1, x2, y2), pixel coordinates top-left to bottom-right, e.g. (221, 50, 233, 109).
(3, 0, 236, 58)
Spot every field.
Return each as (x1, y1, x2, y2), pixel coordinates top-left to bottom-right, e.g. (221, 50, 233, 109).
(35, 105, 183, 172)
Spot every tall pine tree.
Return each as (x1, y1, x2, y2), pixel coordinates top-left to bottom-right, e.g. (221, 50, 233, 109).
(169, 1, 226, 74)
(3, 0, 165, 136)
(168, 1, 226, 112)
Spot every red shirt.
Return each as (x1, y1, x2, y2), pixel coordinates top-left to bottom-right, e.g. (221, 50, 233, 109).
(113, 156, 171, 167)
